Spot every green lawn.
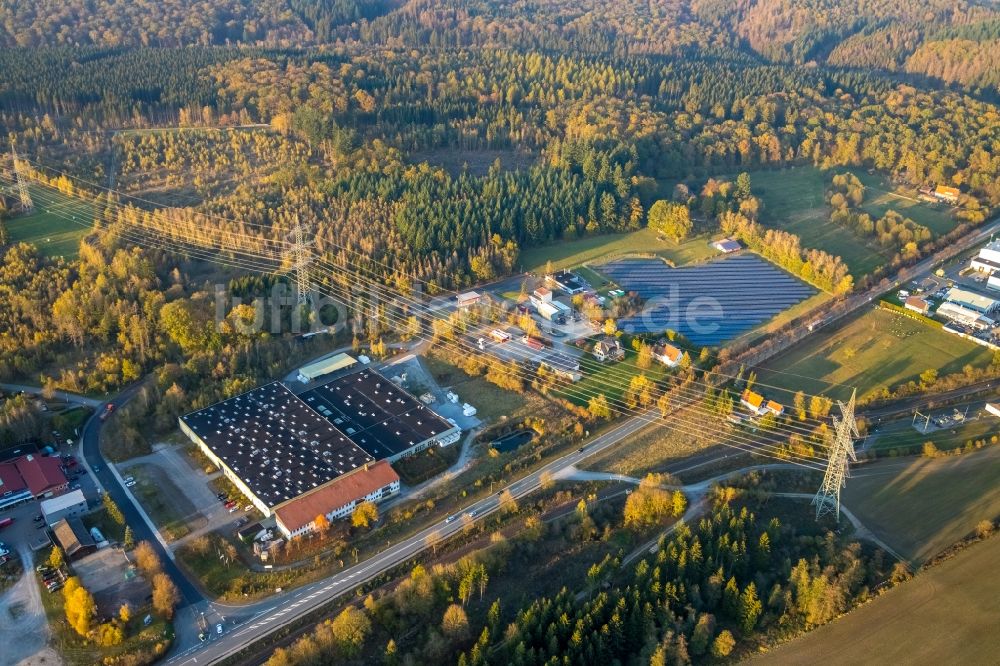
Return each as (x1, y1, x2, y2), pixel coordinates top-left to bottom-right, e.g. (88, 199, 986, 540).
(5, 186, 94, 259)
(844, 444, 1000, 564)
(756, 307, 994, 401)
(849, 169, 957, 236)
(519, 227, 719, 274)
(748, 168, 888, 278)
(567, 347, 672, 408)
(869, 417, 999, 456)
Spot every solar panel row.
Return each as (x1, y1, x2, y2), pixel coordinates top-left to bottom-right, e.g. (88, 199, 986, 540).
(599, 255, 815, 346)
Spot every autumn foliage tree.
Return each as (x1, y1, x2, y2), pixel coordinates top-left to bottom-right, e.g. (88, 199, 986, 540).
(351, 501, 378, 529)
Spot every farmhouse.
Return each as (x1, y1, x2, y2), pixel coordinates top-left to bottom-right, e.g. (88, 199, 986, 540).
(740, 389, 767, 416)
(296, 352, 358, 384)
(765, 400, 784, 417)
(711, 238, 741, 254)
(593, 337, 624, 362)
(904, 296, 931, 315)
(546, 270, 587, 295)
(933, 185, 961, 204)
(652, 341, 683, 367)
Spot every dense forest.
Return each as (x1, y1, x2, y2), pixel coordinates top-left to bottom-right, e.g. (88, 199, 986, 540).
(2, 0, 1000, 87)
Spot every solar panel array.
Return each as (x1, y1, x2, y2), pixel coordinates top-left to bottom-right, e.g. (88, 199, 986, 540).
(181, 382, 373, 508)
(599, 254, 816, 346)
(301, 370, 454, 460)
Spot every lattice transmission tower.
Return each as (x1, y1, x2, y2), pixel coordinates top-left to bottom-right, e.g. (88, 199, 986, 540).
(9, 142, 33, 214)
(812, 388, 859, 521)
(288, 221, 313, 306)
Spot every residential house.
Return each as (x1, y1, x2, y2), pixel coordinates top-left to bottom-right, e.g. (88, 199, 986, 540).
(740, 389, 767, 416)
(934, 185, 960, 204)
(593, 337, 624, 362)
(904, 296, 931, 315)
(652, 341, 683, 368)
(711, 238, 741, 253)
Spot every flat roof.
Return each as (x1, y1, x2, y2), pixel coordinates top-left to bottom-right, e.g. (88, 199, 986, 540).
(301, 370, 455, 460)
(298, 353, 357, 380)
(180, 382, 374, 509)
(946, 287, 997, 312)
(539, 351, 581, 373)
(40, 489, 86, 514)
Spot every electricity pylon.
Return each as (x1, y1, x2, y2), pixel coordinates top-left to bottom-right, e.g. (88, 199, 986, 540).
(10, 142, 33, 213)
(288, 220, 313, 306)
(813, 388, 859, 521)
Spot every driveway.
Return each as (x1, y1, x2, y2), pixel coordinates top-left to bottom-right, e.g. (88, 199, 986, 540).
(0, 545, 55, 666)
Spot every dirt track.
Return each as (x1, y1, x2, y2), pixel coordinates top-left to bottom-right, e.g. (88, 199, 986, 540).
(0, 545, 57, 666)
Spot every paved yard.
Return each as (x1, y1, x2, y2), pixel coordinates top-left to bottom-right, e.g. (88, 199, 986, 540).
(74, 548, 150, 616)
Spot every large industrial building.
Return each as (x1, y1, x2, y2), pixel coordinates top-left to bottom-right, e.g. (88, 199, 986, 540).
(179, 368, 460, 538)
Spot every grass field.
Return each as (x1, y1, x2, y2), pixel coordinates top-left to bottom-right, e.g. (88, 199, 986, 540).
(569, 347, 672, 408)
(849, 169, 957, 236)
(756, 307, 994, 401)
(519, 227, 718, 274)
(760, 533, 1000, 664)
(844, 445, 1000, 564)
(5, 186, 94, 259)
(749, 168, 889, 277)
(868, 416, 999, 456)
(585, 404, 718, 476)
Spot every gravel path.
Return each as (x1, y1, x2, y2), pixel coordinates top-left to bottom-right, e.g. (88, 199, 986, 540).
(0, 545, 55, 666)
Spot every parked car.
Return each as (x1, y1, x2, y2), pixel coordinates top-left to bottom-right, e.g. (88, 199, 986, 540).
(33, 515, 43, 522)
(123, 476, 134, 483)
(47, 583, 63, 593)
(216, 623, 223, 635)
(125, 480, 136, 488)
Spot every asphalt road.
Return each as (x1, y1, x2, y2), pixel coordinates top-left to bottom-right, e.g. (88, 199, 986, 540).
(77, 385, 204, 606)
(165, 410, 655, 665)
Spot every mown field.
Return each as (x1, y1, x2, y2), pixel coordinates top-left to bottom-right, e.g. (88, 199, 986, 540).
(756, 307, 994, 401)
(849, 168, 958, 236)
(749, 167, 889, 278)
(844, 444, 1000, 564)
(868, 415, 998, 456)
(518, 227, 718, 274)
(5, 185, 94, 259)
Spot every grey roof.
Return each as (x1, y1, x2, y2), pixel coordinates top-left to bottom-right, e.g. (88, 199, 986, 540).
(300, 370, 455, 460)
(180, 382, 373, 508)
(539, 351, 581, 373)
